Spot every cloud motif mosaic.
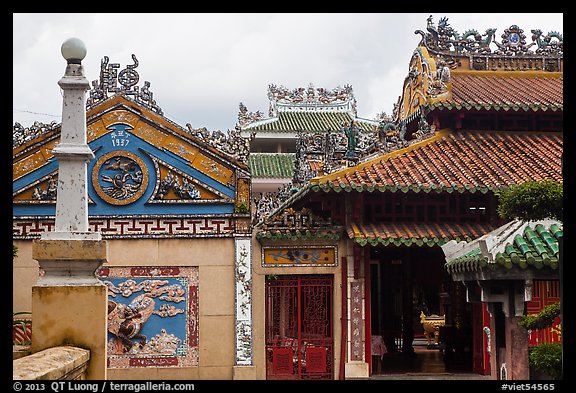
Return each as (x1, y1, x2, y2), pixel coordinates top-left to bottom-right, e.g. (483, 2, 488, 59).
(96, 266, 199, 368)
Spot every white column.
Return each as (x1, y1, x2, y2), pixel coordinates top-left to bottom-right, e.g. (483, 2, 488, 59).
(35, 38, 106, 286)
(42, 45, 100, 242)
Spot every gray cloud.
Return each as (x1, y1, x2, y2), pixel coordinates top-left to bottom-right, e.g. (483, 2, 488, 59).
(13, 13, 563, 131)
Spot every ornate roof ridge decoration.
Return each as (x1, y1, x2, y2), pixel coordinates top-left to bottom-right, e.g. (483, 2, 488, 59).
(86, 54, 164, 115)
(237, 102, 265, 128)
(268, 83, 357, 115)
(253, 183, 300, 224)
(415, 16, 563, 74)
(238, 83, 358, 129)
(184, 124, 254, 165)
(252, 116, 435, 223)
(416, 15, 563, 58)
(256, 207, 341, 241)
(13, 121, 59, 149)
(294, 114, 431, 179)
(293, 115, 434, 182)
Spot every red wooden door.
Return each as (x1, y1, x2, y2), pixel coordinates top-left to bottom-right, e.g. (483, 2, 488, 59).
(526, 280, 561, 345)
(265, 275, 333, 380)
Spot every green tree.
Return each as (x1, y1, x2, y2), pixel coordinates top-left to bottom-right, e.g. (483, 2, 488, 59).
(495, 179, 563, 222)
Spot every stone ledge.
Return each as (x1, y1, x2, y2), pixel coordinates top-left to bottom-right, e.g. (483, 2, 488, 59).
(32, 239, 107, 261)
(13, 345, 31, 360)
(13, 346, 90, 380)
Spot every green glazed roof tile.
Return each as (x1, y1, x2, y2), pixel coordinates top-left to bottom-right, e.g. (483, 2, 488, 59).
(247, 153, 295, 178)
(445, 221, 562, 274)
(243, 111, 377, 133)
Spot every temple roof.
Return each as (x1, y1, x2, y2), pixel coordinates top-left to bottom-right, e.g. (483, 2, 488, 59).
(443, 220, 562, 275)
(308, 129, 562, 193)
(241, 110, 378, 133)
(239, 83, 379, 133)
(397, 16, 563, 125)
(433, 73, 563, 113)
(348, 221, 498, 247)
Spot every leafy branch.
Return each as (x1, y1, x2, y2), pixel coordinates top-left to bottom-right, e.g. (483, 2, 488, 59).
(519, 302, 560, 331)
(495, 179, 563, 222)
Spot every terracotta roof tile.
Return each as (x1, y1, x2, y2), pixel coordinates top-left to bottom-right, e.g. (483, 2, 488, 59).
(436, 75, 563, 111)
(312, 130, 562, 193)
(348, 222, 497, 247)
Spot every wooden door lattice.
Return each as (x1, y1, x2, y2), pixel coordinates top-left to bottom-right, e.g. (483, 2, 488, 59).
(265, 275, 333, 380)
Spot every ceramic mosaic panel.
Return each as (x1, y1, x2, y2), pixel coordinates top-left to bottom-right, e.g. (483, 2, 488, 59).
(262, 246, 337, 267)
(235, 237, 253, 365)
(96, 266, 199, 368)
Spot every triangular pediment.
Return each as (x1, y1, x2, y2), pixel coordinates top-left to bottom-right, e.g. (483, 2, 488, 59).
(13, 96, 243, 217)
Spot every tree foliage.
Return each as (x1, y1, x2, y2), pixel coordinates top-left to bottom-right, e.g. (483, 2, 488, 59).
(519, 302, 561, 330)
(529, 343, 562, 380)
(495, 179, 563, 222)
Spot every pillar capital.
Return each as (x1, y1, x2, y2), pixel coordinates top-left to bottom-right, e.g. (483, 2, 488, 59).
(32, 239, 108, 286)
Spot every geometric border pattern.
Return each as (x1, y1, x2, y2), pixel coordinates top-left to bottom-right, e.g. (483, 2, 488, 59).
(13, 217, 235, 239)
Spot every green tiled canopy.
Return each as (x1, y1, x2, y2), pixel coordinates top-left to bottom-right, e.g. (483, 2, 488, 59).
(243, 111, 377, 133)
(445, 222, 562, 274)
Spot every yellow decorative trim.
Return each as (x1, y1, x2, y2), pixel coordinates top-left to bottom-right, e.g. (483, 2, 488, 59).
(350, 223, 361, 238)
(86, 119, 109, 143)
(101, 110, 140, 128)
(190, 154, 234, 186)
(310, 129, 452, 184)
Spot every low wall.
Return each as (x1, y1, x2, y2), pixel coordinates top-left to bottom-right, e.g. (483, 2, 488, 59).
(13, 346, 90, 380)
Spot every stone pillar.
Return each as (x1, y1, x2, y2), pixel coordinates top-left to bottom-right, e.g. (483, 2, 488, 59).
(482, 281, 531, 380)
(31, 38, 108, 380)
(504, 316, 530, 380)
(343, 195, 369, 378)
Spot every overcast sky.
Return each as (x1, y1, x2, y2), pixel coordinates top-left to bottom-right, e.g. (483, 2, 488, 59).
(13, 13, 563, 132)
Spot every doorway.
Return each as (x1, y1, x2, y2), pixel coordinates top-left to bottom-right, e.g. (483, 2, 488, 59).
(369, 246, 475, 374)
(265, 274, 333, 379)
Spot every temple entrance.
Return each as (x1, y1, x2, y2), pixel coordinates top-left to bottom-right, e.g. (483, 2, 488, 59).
(265, 274, 334, 380)
(369, 246, 475, 375)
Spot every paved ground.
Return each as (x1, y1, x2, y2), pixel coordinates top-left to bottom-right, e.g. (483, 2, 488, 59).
(365, 341, 492, 380)
(368, 372, 491, 380)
